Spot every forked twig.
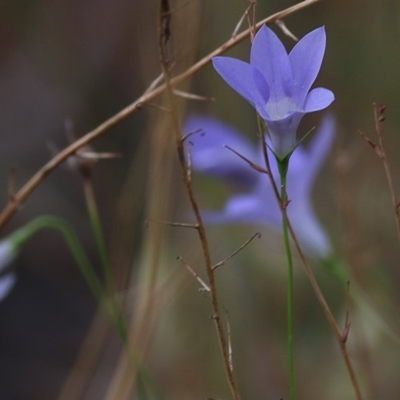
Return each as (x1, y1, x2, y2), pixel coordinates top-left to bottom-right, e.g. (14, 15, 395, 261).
(212, 232, 261, 271)
(232, 4, 253, 38)
(0, 0, 321, 231)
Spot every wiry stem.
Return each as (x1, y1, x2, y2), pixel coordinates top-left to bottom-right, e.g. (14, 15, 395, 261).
(277, 156, 296, 400)
(0, 0, 320, 231)
(157, 3, 241, 399)
(372, 104, 400, 249)
(82, 176, 128, 342)
(257, 117, 363, 400)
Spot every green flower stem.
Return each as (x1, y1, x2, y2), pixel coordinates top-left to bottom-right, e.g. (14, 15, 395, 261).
(83, 180, 113, 295)
(82, 178, 128, 342)
(277, 156, 296, 400)
(12, 216, 161, 400)
(11, 216, 122, 337)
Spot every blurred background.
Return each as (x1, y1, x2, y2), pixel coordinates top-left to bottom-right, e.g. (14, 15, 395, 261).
(0, 0, 400, 399)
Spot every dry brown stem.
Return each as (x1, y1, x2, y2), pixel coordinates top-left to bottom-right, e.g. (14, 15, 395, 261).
(157, 1, 241, 397)
(257, 117, 363, 400)
(0, 0, 320, 231)
(372, 104, 400, 249)
(212, 232, 261, 271)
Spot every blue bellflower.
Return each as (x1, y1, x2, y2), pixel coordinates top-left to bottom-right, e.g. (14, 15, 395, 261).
(213, 26, 334, 159)
(186, 115, 335, 259)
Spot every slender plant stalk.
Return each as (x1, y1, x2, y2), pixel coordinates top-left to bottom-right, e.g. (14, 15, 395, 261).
(83, 176, 162, 400)
(157, 3, 241, 399)
(286, 216, 363, 400)
(13, 216, 122, 332)
(83, 177, 113, 295)
(0, 0, 320, 232)
(257, 117, 363, 400)
(372, 105, 400, 248)
(13, 216, 103, 302)
(82, 177, 128, 342)
(277, 157, 296, 400)
(159, 10, 240, 400)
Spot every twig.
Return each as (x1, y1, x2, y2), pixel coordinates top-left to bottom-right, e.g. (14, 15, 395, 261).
(145, 218, 199, 229)
(180, 128, 204, 144)
(157, 1, 241, 397)
(257, 116, 363, 400)
(286, 217, 363, 400)
(179, 257, 210, 293)
(172, 89, 214, 102)
(212, 232, 261, 271)
(341, 281, 352, 343)
(224, 145, 268, 174)
(224, 308, 234, 373)
(0, 0, 321, 231)
(275, 20, 298, 41)
(232, 4, 253, 38)
(373, 104, 400, 249)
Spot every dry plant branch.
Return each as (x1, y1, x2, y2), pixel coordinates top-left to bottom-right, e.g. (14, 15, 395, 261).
(224, 145, 268, 174)
(173, 89, 214, 101)
(0, 0, 320, 231)
(178, 257, 210, 293)
(275, 20, 299, 41)
(212, 232, 261, 271)
(224, 308, 234, 373)
(157, 1, 241, 398)
(257, 117, 363, 400)
(373, 104, 400, 248)
(232, 3, 254, 39)
(57, 309, 111, 400)
(286, 212, 363, 400)
(358, 104, 400, 249)
(146, 218, 199, 229)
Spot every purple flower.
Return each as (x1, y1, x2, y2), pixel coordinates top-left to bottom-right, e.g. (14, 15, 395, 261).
(212, 26, 334, 159)
(0, 241, 17, 302)
(186, 115, 335, 259)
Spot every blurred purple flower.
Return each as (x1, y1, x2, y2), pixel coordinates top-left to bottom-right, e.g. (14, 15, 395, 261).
(212, 26, 334, 159)
(186, 115, 335, 259)
(0, 241, 17, 302)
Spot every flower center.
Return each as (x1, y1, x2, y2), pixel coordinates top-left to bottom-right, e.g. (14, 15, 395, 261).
(265, 97, 295, 120)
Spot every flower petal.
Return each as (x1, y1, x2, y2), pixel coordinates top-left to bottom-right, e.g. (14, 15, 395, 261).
(185, 116, 259, 188)
(0, 273, 16, 302)
(304, 88, 335, 112)
(289, 115, 335, 196)
(288, 201, 332, 258)
(250, 25, 292, 103)
(263, 112, 305, 159)
(204, 186, 281, 226)
(212, 57, 258, 105)
(289, 27, 327, 105)
(306, 114, 335, 179)
(252, 67, 270, 106)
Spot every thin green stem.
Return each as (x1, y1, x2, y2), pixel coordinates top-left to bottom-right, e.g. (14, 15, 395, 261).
(13, 216, 104, 302)
(277, 157, 296, 400)
(12, 216, 123, 338)
(82, 178, 128, 342)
